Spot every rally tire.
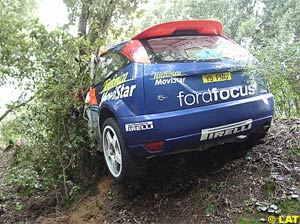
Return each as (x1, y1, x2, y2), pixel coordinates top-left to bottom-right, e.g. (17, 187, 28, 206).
(102, 118, 147, 182)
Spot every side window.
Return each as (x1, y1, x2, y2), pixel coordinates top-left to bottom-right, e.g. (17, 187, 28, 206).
(95, 51, 130, 85)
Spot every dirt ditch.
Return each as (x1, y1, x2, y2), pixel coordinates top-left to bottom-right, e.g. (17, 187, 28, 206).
(1, 119, 300, 223)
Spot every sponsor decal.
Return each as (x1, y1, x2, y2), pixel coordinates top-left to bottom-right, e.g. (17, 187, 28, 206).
(101, 72, 135, 93)
(152, 71, 185, 86)
(101, 84, 136, 102)
(177, 84, 256, 107)
(200, 119, 252, 141)
(152, 71, 182, 79)
(125, 121, 154, 132)
(100, 72, 137, 102)
(155, 77, 186, 86)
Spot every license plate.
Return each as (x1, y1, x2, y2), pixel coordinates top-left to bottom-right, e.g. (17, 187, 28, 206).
(202, 72, 232, 83)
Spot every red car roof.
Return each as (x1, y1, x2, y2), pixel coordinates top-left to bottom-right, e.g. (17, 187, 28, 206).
(133, 20, 223, 40)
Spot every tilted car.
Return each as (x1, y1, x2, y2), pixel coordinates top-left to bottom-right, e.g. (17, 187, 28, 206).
(85, 20, 274, 181)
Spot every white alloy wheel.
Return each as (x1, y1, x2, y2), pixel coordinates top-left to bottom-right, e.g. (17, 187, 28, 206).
(103, 125, 122, 177)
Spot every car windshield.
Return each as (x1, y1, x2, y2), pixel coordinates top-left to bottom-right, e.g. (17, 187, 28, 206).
(143, 35, 255, 64)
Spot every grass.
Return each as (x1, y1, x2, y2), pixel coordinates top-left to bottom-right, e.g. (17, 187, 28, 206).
(289, 147, 300, 158)
(238, 217, 261, 224)
(204, 203, 216, 216)
(279, 199, 300, 214)
(262, 182, 276, 199)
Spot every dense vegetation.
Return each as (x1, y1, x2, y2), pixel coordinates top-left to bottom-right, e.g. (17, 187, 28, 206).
(0, 0, 299, 206)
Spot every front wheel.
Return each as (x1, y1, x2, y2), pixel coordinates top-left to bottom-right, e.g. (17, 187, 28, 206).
(102, 118, 147, 182)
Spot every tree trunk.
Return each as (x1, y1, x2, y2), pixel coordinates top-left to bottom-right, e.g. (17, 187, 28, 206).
(77, 148, 104, 188)
(78, 0, 92, 38)
(88, 0, 116, 45)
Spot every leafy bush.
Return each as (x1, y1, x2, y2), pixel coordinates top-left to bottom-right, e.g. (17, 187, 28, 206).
(7, 166, 45, 197)
(254, 37, 300, 117)
(1, 23, 92, 201)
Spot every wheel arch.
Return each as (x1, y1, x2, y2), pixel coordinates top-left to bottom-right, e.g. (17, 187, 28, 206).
(99, 106, 118, 130)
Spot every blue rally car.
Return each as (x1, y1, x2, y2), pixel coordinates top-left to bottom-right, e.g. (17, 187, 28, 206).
(85, 20, 274, 181)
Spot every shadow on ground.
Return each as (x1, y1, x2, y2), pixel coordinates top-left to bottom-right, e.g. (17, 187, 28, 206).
(102, 142, 254, 224)
(122, 142, 251, 198)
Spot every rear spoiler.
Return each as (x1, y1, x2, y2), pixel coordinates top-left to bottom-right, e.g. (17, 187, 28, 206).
(132, 20, 223, 40)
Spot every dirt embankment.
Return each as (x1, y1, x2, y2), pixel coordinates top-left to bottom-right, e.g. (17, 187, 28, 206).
(1, 119, 300, 223)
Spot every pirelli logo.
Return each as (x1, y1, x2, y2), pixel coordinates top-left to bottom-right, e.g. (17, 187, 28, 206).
(200, 119, 253, 141)
(125, 121, 154, 132)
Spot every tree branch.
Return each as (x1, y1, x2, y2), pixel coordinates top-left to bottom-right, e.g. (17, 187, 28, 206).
(0, 96, 35, 122)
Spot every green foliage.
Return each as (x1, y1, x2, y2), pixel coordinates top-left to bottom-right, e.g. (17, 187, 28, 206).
(105, 0, 148, 43)
(259, 0, 300, 40)
(289, 146, 300, 158)
(279, 199, 300, 214)
(1, 0, 146, 206)
(7, 165, 46, 197)
(238, 217, 261, 224)
(0, 0, 38, 85)
(3, 28, 91, 199)
(107, 190, 114, 200)
(14, 202, 23, 211)
(0, 0, 92, 202)
(0, 120, 20, 145)
(204, 203, 216, 216)
(0, 191, 3, 201)
(254, 37, 300, 117)
(263, 183, 275, 196)
(139, 0, 255, 39)
(63, 0, 147, 45)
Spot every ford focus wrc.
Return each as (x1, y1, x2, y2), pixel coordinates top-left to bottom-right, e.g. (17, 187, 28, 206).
(85, 20, 274, 181)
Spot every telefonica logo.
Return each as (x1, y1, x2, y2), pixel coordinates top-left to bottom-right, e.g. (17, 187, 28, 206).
(177, 84, 256, 107)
